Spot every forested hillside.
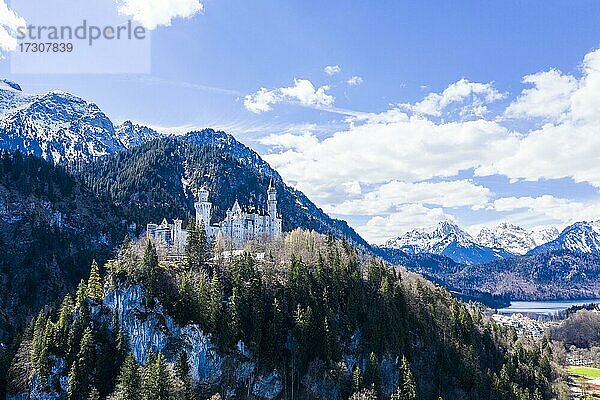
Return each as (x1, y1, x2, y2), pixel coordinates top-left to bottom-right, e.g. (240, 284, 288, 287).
(378, 245, 600, 302)
(79, 134, 370, 250)
(0, 151, 130, 396)
(8, 230, 563, 400)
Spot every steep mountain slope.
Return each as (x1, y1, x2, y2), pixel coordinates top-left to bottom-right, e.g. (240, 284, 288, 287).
(115, 120, 161, 149)
(0, 151, 129, 341)
(529, 221, 600, 255)
(0, 88, 126, 164)
(382, 221, 511, 264)
(79, 133, 371, 249)
(0, 80, 30, 114)
(476, 223, 559, 255)
(531, 226, 562, 247)
(0, 83, 166, 165)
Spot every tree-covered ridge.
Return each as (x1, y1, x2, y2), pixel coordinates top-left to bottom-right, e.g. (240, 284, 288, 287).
(9, 229, 562, 400)
(0, 151, 131, 397)
(0, 151, 128, 338)
(78, 135, 371, 250)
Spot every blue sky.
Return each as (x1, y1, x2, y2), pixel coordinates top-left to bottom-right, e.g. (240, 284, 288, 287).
(2, 0, 600, 243)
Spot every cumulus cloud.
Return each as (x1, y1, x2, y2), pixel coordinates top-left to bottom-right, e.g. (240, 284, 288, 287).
(357, 204, 456, 245)
(504, 69, 578, 120)
(324, 65, 341, 75)
(479, 49, 600, 187)
(0, 0, 25, 55)
(257, 48, 600, 243)
(244, 79, 334, 113)
(329, 180, 491, 215)
(281, 79, 334, 107)
(262, 115, 518, 204)
(402, 78, 505, 117)
(243, 88, 278, 114)
(491, 195, 600, 225)
(116, 0, 203, 30)
(347, 76, 363, 86)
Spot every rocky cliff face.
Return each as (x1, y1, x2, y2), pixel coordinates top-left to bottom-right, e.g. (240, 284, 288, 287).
(10, 283, 284, 400)
(13, 279, 406, 400)
(106, 284, 283, 399)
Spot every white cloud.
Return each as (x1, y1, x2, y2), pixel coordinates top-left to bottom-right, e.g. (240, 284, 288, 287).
(243, 88, 278, 114)
(478, 49, 600, 187)
(116, 0, 203, 30)
(402, 78, 505, 117)
(347, 76, 363, 86)
(256, 49, 600, 243)
(504, 69, 578, 120)
(324, 65, 341, 75)
(260, 130, 320, 152)
(262, 115, 518, 204)
(0, 0, 25, 55)
(244, 79, 334, 113)
(476, 121, 600, 186)
(329, 180, 491, 215)
(357, 204, 455, 245)
(281, 79, 334, 108)
(491, 195, 600, 225)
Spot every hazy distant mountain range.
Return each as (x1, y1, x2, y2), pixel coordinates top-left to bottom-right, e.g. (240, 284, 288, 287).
(380, 221, 562, 265)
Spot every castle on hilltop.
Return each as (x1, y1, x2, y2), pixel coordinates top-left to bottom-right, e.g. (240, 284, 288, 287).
(146, 181, 283, 250)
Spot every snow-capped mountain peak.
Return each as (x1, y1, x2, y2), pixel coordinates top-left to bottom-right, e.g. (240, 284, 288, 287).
(530, 226, 561, 246)
(529, 220, 600, 255)
(115, 121, 161, 149)
(0, 83, 126, 164)
(382, 221, 510, 265)
(0, 80, 166, 164)
(475, 223, 560, 255)
(434, 220, 473, 244)
(476, 223, 536, 255)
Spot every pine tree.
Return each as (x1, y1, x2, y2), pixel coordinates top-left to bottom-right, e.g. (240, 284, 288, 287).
(185, 219, 200, 271)
(391, 356, 416, 400)
(38, 319, 55, 384)
(185, 219, 209, 272)
(56, 294, 74, 356)
(67, 327, 96, 400)
(87, 260, 104, 302)
(75, 279, 90, 326)
(208, 273, 222, 332)
(225, 287, 241, 346)
(174, 351, 194, 400)
(142, 352, 173, 400)
(30, 311, 46, 367)
(112, 353, 141, 400)
(364, 352, 380, 391)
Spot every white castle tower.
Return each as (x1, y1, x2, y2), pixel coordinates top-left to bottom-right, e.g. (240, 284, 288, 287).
(194, 187, 212, 228)
(267, 179, 282, 236)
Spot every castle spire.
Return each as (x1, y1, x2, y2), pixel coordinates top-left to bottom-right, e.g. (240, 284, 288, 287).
(232, 197, 241, 213)
(268, 178, 276, 193)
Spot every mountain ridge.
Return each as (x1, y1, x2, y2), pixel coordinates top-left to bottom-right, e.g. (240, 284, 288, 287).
(382, 221, 513, 265)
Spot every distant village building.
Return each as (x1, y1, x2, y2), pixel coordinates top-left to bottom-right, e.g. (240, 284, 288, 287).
(147, 180, 282, 250)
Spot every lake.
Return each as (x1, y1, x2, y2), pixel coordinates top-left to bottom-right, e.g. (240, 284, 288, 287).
(497, 299, 600, 315)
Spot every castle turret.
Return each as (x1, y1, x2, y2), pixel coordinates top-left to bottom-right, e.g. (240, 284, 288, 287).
(194, 187, 212, 228)
(267, 179, 277, 217)
(267, 179, 281, 236)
